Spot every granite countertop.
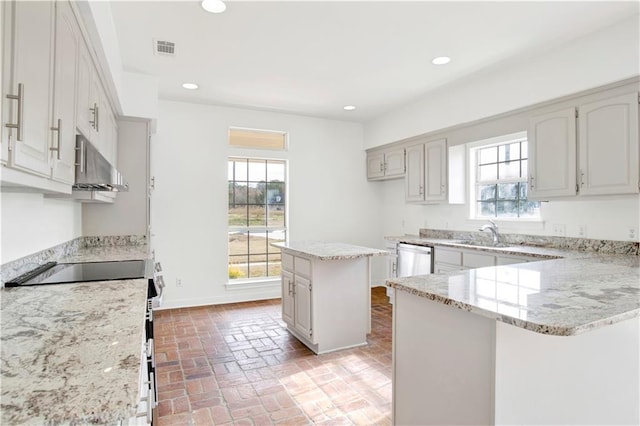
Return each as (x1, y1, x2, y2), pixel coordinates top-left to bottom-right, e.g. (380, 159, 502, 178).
(1, 240, 151, 424)
(0, 278, 148, 424)
(388, 235, 572, 260)
(273, 241, 390, 260)
(58, 244, 150, 263)
(387, 237, 640, 336)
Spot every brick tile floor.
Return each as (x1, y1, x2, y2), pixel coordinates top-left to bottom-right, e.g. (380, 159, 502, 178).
(154, 287, 392, 425)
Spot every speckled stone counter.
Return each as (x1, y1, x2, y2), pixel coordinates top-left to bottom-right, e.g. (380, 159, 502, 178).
(272, 241, 389, 260)
(1, 279, 148, 424)
(389, 255, 639, 336)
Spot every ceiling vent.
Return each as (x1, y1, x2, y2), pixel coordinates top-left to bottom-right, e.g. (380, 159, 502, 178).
(153, 39, 175, 56)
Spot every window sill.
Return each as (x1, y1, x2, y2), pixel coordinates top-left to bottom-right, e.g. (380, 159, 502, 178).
(226, 277, 280, 291)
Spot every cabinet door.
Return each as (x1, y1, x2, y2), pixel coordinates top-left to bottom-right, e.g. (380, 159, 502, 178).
(1, 0, 7, 164)
(528, 107, 577, 199)
(384, 147, 405, 178)
(405, 144, 424, 202)
(281, 270, 295, 327)
(50, 0, 78, 184)
(76, 39, 93, 138)
(578, 92, 639, 196)
(424, 139, 447, 202)
(462, 251, 495, 268)
(6, 0, 54, 177)
(89, 69, 102, 146)
(294, 275, 313, 340)
(367, 151, 385, 179)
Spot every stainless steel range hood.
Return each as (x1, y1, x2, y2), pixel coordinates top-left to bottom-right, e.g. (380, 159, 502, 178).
(74, 134, 128, 191)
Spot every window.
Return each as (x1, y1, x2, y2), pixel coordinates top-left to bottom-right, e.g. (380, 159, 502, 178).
(228, 158, 286, 281)
(471, 136, 540, 219)
(229, 128, 286, 150)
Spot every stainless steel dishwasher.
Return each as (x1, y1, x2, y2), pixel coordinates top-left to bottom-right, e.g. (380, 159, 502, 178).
(397, 243, 433, 276)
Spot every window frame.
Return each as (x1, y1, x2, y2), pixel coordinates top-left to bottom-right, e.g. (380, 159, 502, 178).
(227, 156, 289, 285)
(467, 131, 541, 221)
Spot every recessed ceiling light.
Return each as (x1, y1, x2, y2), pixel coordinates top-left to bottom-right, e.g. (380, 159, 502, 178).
(343, 105, 356, 111)
(182, 83, 199, 90)
(432, 56, 451, 65)
(202, 0, 226, 13)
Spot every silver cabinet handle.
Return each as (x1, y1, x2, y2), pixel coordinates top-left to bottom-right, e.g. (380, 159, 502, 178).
(287, 280, 292, 296)
(75, 137, 86, 172)
(89, 103, 97, 130)
(95, 105, 99, 131)
(5, 83, 23, 141)
(50, 118, 61, 160)
(530, 176, 535, 190)
(580, 170, 585, 187)
(379, 163, 384, 172)
(419, 185, 424, 195)
(441, 183, 445, 194)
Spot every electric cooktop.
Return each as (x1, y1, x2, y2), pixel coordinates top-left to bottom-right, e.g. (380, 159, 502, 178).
(5, 260, 149, 287)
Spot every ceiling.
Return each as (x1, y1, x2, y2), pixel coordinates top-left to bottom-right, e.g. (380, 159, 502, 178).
(110, 1, 639, 122)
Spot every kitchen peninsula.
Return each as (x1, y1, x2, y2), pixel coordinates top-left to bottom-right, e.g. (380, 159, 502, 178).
(388, 251, 640, 425)
(273, 242, 389, 354)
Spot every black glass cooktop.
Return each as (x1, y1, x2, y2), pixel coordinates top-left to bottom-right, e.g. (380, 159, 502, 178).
(5, 260, 148, 287)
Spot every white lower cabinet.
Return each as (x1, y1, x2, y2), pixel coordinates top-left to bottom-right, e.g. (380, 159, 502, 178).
(293, 275, 313, 339)
(280, 250, 370, 354)
(281, 270, 295, 326)
(434, 246, 534, 272)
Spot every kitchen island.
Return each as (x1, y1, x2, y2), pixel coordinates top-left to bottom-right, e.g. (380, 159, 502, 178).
(0, 240, 151, 424)
(388, 254, 640, 425)
(273, 242, 389, 354)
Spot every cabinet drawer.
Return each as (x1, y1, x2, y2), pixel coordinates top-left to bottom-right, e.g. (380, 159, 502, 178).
(282, 253, 294, 271)
(294, 257, 312, 277)
(496, 255, 529, 266)
(463, 252, 495, 268)
(434, 248, 462, 265)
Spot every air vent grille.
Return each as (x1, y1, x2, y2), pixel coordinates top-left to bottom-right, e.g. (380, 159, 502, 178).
(154, 39, 175, 56)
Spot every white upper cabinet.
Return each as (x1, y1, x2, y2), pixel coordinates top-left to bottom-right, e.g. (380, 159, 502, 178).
(578, 92, 639, 196)
(405, 143, 424, 202)
(367, 147, 405, 180)
(424, 138, 447, 202)
(3, 0, 55, 177)
(76, 39, 93, 139)
(0, 1, 7, 165)
(528, 107, 577, 199)
(1, 0, 120, 194)
(405, 138, 447, 203)
(50, 0, 79, 184)
(528, 90, 639, 199)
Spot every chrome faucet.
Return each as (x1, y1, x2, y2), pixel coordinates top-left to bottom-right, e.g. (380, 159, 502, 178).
(479, 220, 500, 245)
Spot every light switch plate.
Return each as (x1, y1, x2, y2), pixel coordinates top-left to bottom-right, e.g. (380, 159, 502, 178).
(629, 228, 638, 241)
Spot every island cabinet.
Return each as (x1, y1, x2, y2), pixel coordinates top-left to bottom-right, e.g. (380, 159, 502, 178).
(390, 256, 640, 425)
(276, 242, 388, 355)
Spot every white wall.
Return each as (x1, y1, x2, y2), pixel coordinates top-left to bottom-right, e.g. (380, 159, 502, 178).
(0, 193, 81, 264)
(83, 119, 149, 237)
(364, 14, 640, 149)
(378, 177, 640, 242)
(152, 100, 382, 308)
(365, 14, 640, 243)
